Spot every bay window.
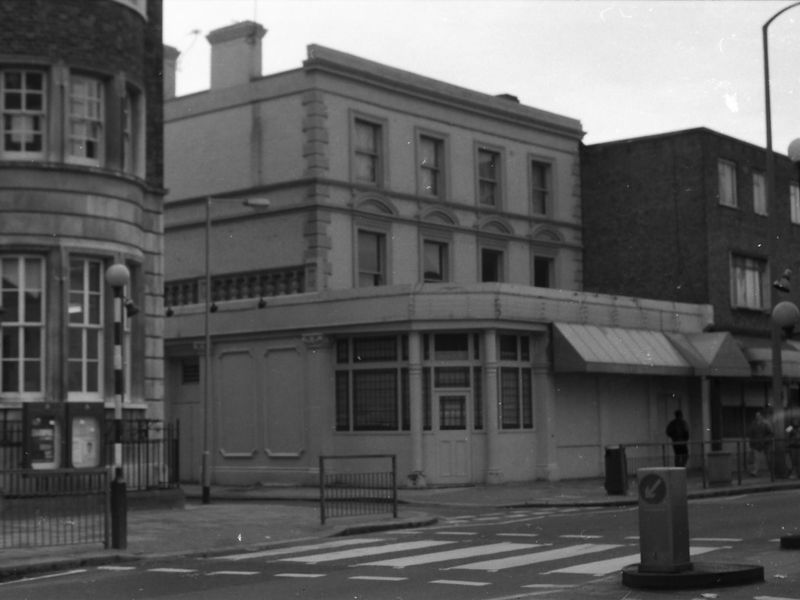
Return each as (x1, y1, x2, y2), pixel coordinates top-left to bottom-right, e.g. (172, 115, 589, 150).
(1, 69, 46, 159)
(68, 258, 104, 399)
(1, 257, 44, 394)
(68, 75, 104, 165)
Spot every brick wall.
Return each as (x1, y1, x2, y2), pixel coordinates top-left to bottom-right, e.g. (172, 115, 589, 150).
(582, 127, 800, 334)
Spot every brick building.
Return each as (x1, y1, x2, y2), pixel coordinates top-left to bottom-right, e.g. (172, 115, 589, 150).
(0, 0, 165, 467)
(582, 127, 800, 441)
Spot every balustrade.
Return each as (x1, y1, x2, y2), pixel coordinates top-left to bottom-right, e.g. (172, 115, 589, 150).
(164, 266, 305, 308)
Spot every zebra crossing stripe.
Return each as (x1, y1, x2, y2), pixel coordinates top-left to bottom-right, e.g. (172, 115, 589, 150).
(544, 545, 722, 576)
(281, 540, 454, 564)
(148, 568, 197, 574)
(207, 571, 259, 576)
(356, 542, 542, 568)
(217, 537, 382, 561)
(431, 579, 491, 587)
(350, 575, 408, 582)
(275, 573, 326, 578)
(449, 543, 622, 572)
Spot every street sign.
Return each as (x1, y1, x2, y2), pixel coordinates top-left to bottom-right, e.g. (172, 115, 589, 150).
(637, 467, 690, 573)
(638, 473, 667, 504)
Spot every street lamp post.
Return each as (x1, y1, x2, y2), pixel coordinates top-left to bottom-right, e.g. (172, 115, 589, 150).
(201, 195, 271, 504)
(104, 262, 130, 550)
(764, 2, 800, 428)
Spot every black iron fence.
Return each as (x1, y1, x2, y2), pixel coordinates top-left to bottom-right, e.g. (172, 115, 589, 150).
(0, 468, 109, 549)
(0, 418, 179, 490)
(319, 454, 398, 525)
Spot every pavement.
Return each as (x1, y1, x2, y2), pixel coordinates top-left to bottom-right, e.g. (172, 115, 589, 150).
(2, 473, 800, 582)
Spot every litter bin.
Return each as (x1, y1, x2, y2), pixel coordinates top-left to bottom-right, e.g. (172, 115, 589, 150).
(605, 445, 628, 495)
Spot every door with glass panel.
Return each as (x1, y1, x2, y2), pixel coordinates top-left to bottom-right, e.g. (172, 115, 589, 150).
(435, 391, 471, 483)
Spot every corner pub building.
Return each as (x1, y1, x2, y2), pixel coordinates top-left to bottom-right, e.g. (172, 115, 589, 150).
(163, 21, 744, 487)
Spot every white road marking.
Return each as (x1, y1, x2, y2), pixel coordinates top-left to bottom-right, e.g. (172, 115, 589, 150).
(560, 534, 602, 539)
(754, 596, 800, 600)
(522, 583, 579, 589)
(350, 575, 408, 581)
(357, 542, 539, 568)
(449, 543, 618, 572)
(275, 573, 326, 578)
(431, 579, 491, 587)
(545, 545, 723, 576)
(207, 570, 259, 576)
(148, 568, 197, 574)
(692, 537, 742, 543)
(438, 531, 478, 536)
(498, 533, 539, 538)
(0, 569, 87, 586)
(97, 565, 137, 571)
(217, 537, 382, 561)
(281, 540, 453, 564)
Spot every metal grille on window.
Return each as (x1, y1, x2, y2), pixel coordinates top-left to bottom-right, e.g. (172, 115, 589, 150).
(335, 371, 350, 431)
(473, 367, 483, 430)
(434, 367, 470, 388)
(423, 368, 432, 430)
(181, 359, 200, 384)
(353, 336, 397, 362)
(500, 367, 520, 428)
(353, 370, 397, 431)
(439, 396, 466, 430)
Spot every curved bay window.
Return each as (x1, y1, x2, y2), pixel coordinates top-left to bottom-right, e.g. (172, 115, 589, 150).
(68, 258, 104, 400)
(1, 64, 145, 176)
(1, 256, 44, 396)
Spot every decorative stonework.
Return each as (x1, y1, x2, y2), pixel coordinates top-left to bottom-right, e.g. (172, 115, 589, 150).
(302, 91, 329, 177)
(302, 332, 330, 351)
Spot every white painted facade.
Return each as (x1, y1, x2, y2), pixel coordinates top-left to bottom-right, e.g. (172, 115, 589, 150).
(163, 21, 722, 486)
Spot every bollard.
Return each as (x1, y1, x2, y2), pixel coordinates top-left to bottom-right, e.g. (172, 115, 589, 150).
(624, 467, 765, 589)
(636, 467, 690, 573)
(110, 467, 127, 550)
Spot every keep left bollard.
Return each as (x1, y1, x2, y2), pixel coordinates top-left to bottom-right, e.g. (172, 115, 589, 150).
(622, 467, 764, 589)
(636, 468, 690, 573)
(110, 467, 127, 550)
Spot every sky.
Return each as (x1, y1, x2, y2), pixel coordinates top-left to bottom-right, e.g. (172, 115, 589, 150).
(163, 0, 800, 154)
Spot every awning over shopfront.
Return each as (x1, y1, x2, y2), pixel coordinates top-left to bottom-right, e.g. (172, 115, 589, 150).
(553, 324, 752, 377)
(552, 323, 694, 376)
(666, 331, 752, 378)
(737, 336, 800, 379)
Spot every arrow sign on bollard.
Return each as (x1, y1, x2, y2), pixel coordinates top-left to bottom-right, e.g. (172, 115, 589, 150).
(639, 473, 667, 505)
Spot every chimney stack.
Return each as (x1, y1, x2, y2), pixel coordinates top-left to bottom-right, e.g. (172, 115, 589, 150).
(162, 45, 180, 99)
(206, 21, 267, 90)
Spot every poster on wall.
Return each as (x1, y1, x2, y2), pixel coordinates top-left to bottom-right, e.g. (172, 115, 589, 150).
(29, 415, 62, 469)
(70, 416, 101, 468)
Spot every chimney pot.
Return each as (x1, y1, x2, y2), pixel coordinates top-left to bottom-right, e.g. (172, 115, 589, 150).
(163, 44, 180, 99)
(206, 20, 267, 90)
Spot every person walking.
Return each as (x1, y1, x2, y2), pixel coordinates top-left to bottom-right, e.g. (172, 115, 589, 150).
(787, 419, 800, 478)
(666, 409, 690, 467)
(748, 411, 774, 476)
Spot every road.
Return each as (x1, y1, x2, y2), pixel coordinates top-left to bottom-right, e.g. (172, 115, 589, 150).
(4, 489, 800, 599)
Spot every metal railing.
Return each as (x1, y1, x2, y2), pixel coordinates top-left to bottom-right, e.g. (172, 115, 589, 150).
(319, 454, 398, 525)
(0, 468, 109, 549)
(0, 419, 179, 490)
(618, 438, 790, 487)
